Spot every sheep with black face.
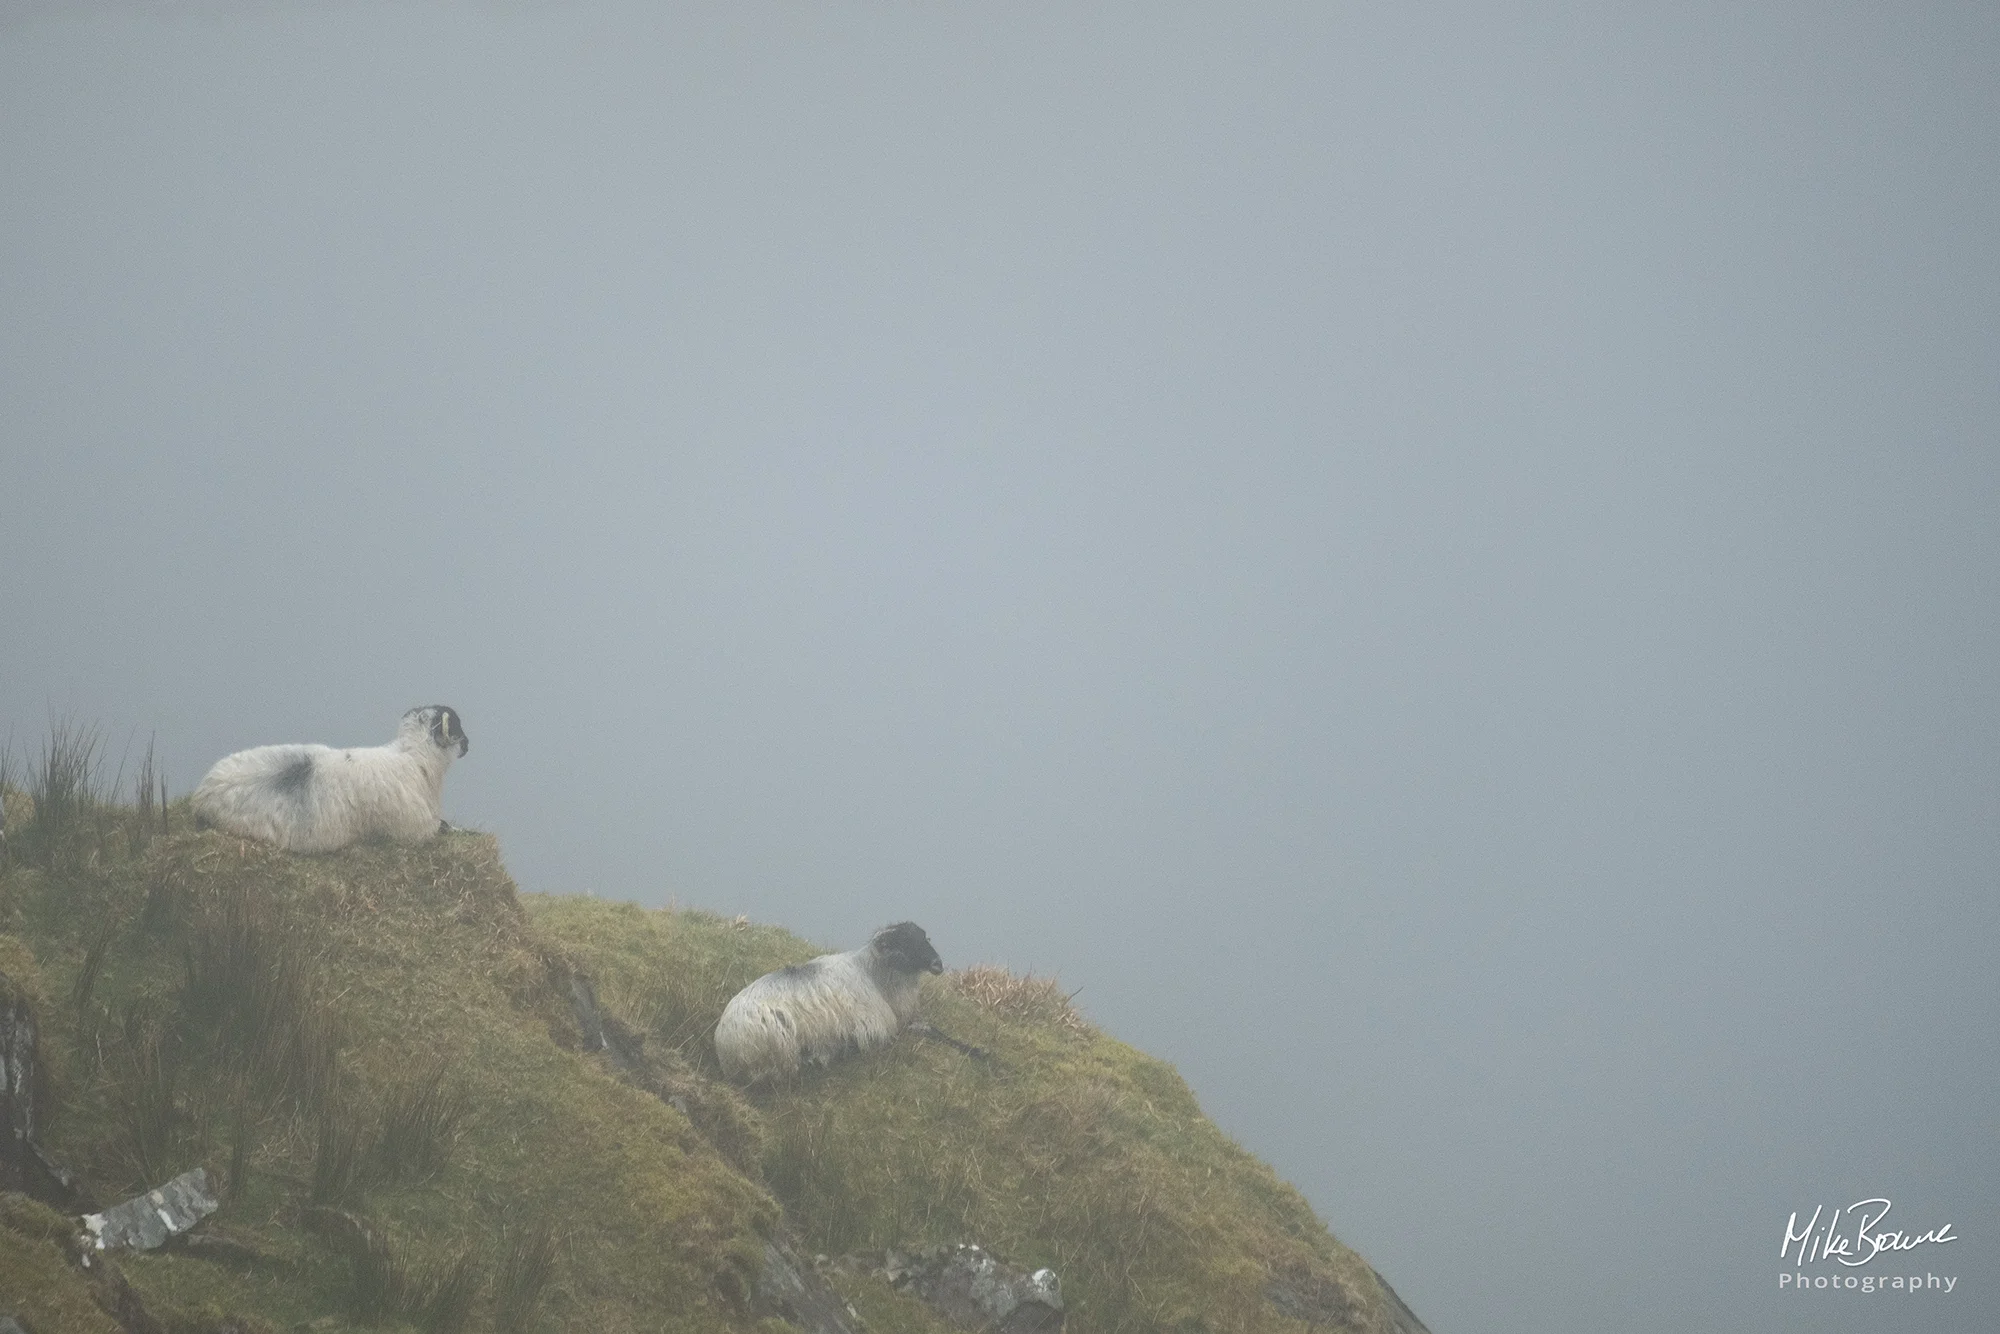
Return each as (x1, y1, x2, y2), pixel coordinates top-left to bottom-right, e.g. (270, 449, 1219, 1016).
(714, 922, 944, 1084)
(190, 706, 469, 853)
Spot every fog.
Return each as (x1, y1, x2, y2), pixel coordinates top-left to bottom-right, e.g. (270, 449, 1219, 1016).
(3, 4, 1996, 1331)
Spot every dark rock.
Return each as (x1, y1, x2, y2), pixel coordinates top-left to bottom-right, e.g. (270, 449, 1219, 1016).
(1265, 1261, 1431, 1334)
(1263, 1260, 1362, 1331)
(0, 971, 41, 1194)
(556, 961, 649, 1071)
(88, 1258, 167, 1334)
(869, 1243, 1064, 1333)
(25, 1143, 80, 1209)
(1370, 1266, 1433, 1334)
(566, 971, 610, 1053)
(753, 1234, 863, 1334)
(0, 972, 75, 1208)
(81, 1168, 220, 1252)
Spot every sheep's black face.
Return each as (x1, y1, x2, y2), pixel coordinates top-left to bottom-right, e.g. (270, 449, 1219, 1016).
(412, 705, 470, 757)
(874, 921, 944, 976)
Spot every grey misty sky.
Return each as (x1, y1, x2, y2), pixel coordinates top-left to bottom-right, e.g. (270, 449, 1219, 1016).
(3, 3, 1997, 1331)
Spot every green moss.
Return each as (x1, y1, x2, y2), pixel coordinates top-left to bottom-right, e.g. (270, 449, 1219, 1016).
(0, 933, 42, 996)
(822, 1267, 960, 1334)
(0, 1194, 119, 1334)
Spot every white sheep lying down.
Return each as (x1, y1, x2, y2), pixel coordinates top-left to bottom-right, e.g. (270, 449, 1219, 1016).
(714, 921, 944, 1083)
(190, 706, 469, 853)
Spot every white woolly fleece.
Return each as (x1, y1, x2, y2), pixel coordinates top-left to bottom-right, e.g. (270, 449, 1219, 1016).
(714, 930, 933, 1084)
(190, 707, 467, 854)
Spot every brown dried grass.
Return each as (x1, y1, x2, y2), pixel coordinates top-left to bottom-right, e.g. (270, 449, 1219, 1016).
(943, 964, 1092, 1036)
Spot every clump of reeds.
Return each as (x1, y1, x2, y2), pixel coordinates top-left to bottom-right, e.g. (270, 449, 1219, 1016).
(0, 741, 15, 867)
(0, 721, 172, 872)
(415, 1250, 481, 1334)
(178, 883, 339, 1114)
(762, 1100, 840, 1219)
(310, 1098, 365, 1207)
(317, 1209, 483, 1332)
(115, 1007, 181, 1188)
(227, 1088, 255, 1199)
(130, 734, 168, 852)
(493, 1221, 560, 1334)
(346, 1219, 408, 1323)
(0, 720, 180, 876)
(19, 717, 106, 872)
(71, 915, 118, 1015)
(369, 1059, 470, 1185)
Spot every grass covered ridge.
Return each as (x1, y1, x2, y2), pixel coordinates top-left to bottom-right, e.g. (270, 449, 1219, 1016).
(1, 769, 1403, 1334)
(529, 901, 1388, 1334)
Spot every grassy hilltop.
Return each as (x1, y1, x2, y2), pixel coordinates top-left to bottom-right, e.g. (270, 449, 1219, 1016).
(0, 748, 1407, 1334)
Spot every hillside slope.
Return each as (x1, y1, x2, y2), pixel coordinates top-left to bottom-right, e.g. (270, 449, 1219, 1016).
(0, 792, 1420, 1334)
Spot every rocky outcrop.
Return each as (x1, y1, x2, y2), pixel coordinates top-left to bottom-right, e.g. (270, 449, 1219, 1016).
(0, 967, 73, 1207)
(753, 1240, 1066, 1334)
(556, 958, 766, 1174)
(81, 1169, 220, 1253)
(845, 1244, 1065, 1334)
(752, 1234, 864, 1334)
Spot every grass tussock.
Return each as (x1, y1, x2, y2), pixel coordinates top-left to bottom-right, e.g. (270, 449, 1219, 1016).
(417, 1247, 482, 1334)
(311, 1098, 366, 1207)
(2, 720, 176, 877)
(114, 1007, 182, 1188)
(370, 1059, 470, 1185)
(945, 963, 1093, 1036)
(19, 717, 106, 873)
(32, 717, 102, 838)
(493, 1220, 561, 1334)
(176, 880, 340, 1115)
(0, 742, 18, 865)
(70, 914, 117, 1014)
(314, 1208, 481, 1331)
(131, 734, 170, 856)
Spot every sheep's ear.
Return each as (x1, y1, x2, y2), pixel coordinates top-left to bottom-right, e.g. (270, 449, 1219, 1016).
(433, 707, 468, 756)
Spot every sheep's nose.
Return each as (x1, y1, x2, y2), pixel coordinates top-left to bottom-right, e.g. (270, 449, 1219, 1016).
(927, 959, 944, 974)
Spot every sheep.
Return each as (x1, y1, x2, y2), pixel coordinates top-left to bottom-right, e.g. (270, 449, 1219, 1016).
(190, 706, 469, 853)
(714, 921, 944, 1083)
